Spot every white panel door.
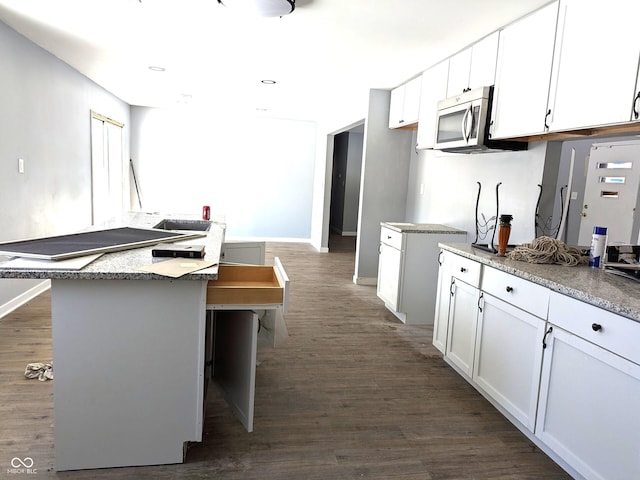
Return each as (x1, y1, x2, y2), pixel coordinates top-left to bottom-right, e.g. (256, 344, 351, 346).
(416, 60, 449, 150)
(432, 250, 451, 353)
(468, 31, 499, 90)
(376, 243, 402, 310)
(536, 325, 640, 480)
(577, 140, 640, 245)
(214, 310, 258, 433)
(547, 0, 640, 131)
(490, 2, 558, 139)
(473, 293, 546, 431)
(91, 114, 125, 226)
(445, 278, 480, 377)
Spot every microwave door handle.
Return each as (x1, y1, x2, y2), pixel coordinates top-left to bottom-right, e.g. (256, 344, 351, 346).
(462, 106, 472, 142)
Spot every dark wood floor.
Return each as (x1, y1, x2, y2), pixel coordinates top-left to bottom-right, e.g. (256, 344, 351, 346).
(0, 239, 571, 479)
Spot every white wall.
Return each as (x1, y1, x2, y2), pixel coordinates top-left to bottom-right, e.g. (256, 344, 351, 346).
(0, 20, 130, 313)
(405, 142, 550, 245)
(129, 107, 316, 240)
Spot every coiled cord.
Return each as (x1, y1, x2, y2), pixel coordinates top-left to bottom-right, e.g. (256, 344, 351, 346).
(508, 236, 587, 266)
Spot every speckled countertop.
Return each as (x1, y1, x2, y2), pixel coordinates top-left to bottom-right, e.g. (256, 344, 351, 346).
(0, 212, 225, 280)
(382, 222, 467, 234)
(440, 242, 640, 322)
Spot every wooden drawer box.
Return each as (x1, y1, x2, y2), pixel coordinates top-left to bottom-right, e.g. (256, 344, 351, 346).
(206, 258, 289, 310)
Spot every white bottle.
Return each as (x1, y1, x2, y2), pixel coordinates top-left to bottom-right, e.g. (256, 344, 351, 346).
(588, 226, 607, 268)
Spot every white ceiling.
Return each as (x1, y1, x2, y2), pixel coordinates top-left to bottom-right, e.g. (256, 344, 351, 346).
(0, 0, 551, 121)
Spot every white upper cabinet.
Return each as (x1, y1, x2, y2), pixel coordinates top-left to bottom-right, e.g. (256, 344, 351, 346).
(446, 32, 499, 97)
(546, 0, 640, 132)
(416, 60, 449, 149)
(490, 2, 559, 139)
(388, 75, 422, 129)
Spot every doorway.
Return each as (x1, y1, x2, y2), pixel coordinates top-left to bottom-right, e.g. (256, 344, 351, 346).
(90, 111, 125, 227)
(577, 139, 640, 245)
(328, 125, 364, 252)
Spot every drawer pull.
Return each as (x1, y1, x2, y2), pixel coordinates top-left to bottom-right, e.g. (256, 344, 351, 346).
(592, 323, 602, 332)
(505, 286, 513, 293)
(460, 267, 467, 273)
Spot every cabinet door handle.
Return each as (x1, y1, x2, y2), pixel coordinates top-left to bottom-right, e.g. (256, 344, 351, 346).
(544, 109, 551, 130)
(450, 278, 455, 297)
(542, 326, 553, 349)
(460, 267, 467, 273)
(592, 323, 602, 332)
(634, 91, 640, 120)
(505, 286, 513, 293)
(478, 292, 484, 312)
(438, 250, 443, 266)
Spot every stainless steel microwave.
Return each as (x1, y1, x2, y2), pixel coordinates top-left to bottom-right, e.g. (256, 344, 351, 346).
(434, 85, 526, 153)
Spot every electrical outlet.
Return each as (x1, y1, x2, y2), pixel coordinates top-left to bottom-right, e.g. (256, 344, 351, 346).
(18, 158, 24, 174)
(570, 191, 578, 200)
(419, 183, 424, 195)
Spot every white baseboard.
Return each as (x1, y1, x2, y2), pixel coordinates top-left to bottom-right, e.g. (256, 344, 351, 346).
(353, 276, 377, 286)
(0, 280, 51, 319)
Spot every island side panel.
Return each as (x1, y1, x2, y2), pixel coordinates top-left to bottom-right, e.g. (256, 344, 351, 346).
(51, 278, 207, 471)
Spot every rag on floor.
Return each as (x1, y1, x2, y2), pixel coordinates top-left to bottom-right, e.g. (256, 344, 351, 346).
(25, 362, 53, 381)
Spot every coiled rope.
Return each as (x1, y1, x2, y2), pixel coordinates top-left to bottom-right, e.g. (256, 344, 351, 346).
(508, 236, 587, 266)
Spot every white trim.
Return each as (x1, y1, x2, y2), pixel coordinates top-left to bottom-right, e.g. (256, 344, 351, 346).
(0, 280, 50, 319)
(341, 231, 357, 237)
(353, 276, 377, 286)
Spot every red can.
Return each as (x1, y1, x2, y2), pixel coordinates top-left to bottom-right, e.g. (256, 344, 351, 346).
(202, 205, 210, 220)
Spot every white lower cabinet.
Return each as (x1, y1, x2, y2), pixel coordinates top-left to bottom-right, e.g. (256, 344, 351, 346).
(435, 250, 640, 479)
(376, 238, 403, 310)
(445, 278, 480, 377)
(432, 250, 451, 353)
(473, 292, 546, 431)
(535, 293, 640, 480)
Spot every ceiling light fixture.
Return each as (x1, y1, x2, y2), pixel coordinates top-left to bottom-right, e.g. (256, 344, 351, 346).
(217, 0, 295, 17)
(261, 79, 276, 84)
(148, 66, 165, 72)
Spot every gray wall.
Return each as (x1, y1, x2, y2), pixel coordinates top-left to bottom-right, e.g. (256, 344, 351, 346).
(129, 107, 316, 239)
(354, 89, 413, 282)
(0, 20, 130, 311)
(343, 132, 363, 234)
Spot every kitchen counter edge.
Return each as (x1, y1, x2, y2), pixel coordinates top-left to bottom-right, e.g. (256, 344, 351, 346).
(440, 242, 640, 323)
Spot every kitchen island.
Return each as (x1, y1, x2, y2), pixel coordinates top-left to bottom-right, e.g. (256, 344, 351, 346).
(0, 213, 286, 471)
(435, 243, 640, 480)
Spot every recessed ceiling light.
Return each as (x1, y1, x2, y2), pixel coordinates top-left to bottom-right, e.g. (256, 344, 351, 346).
(261, 80, 276, 84)
(218, 0, 295, 17)
(148, 66, 165, 72)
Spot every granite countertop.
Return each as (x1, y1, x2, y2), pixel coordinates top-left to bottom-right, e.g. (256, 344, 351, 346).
(440, 242, 640, 322)
(382, 222, 467, 234)
(0, 212, 226, 281)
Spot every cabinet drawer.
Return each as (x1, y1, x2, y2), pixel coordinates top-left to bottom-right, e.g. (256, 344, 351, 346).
(449, 254, 481, 288)
(206, 257, 289, 311)
(482, 266, 549, 319)
(548, 292, 640, 365)
(380, 227, 403, 250)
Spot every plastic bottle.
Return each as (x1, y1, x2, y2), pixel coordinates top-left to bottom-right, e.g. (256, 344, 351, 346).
(588, 226, 607, 268)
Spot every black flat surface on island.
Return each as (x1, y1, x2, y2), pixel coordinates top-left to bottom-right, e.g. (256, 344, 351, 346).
(0, 227, 193, 260)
